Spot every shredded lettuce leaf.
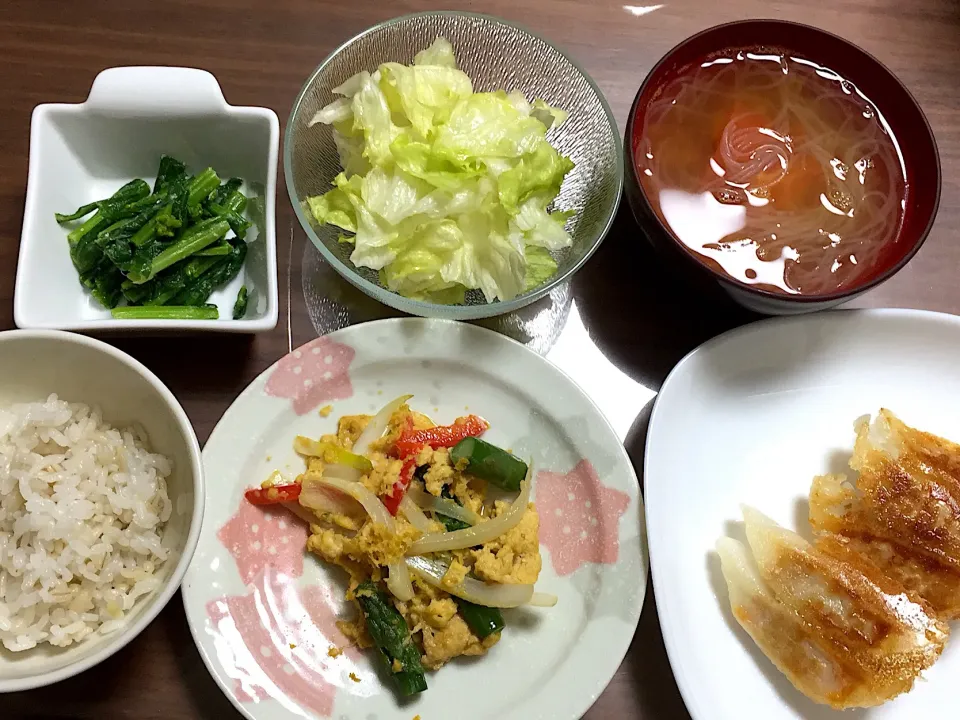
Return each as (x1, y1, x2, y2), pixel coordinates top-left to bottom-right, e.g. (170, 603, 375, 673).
(413, 36, 459, 68)
(306, 37, 574, 303)
(524, 246, 559, 291)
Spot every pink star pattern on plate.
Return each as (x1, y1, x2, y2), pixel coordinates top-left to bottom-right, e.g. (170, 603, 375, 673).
(265, 336, 355, 415)
(208, 498, 366, 716)
(536, 460, 631, 576)
(206, 568, 353, 717)
(217, 496, 309, 585)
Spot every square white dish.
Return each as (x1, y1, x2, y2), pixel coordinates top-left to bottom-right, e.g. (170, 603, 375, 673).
(14, 66, 280, 332)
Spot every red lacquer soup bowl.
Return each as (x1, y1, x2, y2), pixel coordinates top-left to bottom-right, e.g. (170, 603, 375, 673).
(624, 20, 940, 315)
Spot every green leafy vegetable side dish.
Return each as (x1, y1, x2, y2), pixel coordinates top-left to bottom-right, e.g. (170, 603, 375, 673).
(306, 37, 574, 305)
(55, 156, 251, 318)
(232, 285, 249, 319)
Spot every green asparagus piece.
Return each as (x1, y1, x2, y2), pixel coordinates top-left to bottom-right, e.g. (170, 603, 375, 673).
(435, 484, 471, 531)
(456, 599, 505, 639)
(111, 305, 218, 320)
(412, 480, 506, 638)
(450, 437, 528, 491)
(232, 285, 249, 319)
(354, 582, 427, 697)
(437, 514, 470, 532)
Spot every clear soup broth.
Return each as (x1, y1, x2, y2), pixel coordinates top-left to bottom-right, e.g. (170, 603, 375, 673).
(636, 47, 908, 295)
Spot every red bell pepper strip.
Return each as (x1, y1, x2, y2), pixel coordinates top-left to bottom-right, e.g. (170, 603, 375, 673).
(382, 457, 417, 516)
(392, 415, 489, 459)
(244, 483, 302, 505)
(384, 415, 489, 516)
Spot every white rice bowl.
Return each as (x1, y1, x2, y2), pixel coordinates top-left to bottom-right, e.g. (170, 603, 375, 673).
(0, 394, 172, 652)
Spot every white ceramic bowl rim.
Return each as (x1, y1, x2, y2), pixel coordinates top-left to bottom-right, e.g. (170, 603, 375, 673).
(0, 329, 204, 692)
(283, 10, 624, 320)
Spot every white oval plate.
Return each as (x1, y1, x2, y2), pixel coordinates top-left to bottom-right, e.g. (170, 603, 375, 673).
(183, 318, 646, 720)
(645, 309, 960, 720)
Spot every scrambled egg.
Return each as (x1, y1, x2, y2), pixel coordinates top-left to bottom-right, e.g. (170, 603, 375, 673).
(306, 521, 420, 581)
(298, 404, 542, 672)
(397, 579, 500, 670)
(471, 503, 541, 584)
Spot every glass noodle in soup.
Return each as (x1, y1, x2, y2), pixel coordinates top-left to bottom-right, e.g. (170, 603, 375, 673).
(636, 47, 907, 295)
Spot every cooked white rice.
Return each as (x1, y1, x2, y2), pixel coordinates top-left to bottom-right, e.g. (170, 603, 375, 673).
(0, 394, 172, 651)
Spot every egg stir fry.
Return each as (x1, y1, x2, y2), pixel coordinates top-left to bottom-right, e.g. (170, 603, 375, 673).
(244, 395, 555, 696)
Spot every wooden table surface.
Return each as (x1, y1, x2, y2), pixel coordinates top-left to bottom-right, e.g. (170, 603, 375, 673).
(2, 0, 958, 717)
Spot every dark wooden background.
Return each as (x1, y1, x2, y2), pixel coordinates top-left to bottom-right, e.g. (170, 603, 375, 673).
(2, 0, 958, 717)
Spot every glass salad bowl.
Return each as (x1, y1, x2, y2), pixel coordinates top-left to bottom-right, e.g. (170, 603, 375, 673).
(285, 11, 622, 320)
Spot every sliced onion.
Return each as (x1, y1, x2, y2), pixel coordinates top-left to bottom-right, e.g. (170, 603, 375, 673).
(298, 477, 365, 518)
(352, 394, 412, 456)
(406, 462, 532, 555)
(387, 560, 415, 601)
(399, 495, 434, 534)
(310, 476, 413, 601)
(528, 592, 558, 607)
(293, 436, 372, 472)
(324, 464, 363, 482)
(282, 501, 323, 525)
(405, 556, 534, 608)
(307, 476, 395, 530)
(408, 485, 481, 526)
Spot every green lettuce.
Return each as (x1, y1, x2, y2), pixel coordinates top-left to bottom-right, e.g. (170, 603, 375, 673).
(413, 36, 459, 68)
(306, 37, 574, 303)
(498, 144, 574, 214)
(524, 245, 559, 291)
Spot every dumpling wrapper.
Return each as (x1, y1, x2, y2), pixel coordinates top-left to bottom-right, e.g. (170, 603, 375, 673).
(810, 410, 960, 618)
(717, 506, 948, 709)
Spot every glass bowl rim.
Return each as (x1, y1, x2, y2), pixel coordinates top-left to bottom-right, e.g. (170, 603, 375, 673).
(283, 9, 624, 320)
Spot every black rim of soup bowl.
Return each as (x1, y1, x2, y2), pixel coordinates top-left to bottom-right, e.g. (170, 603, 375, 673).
(624, 19, 942, 305)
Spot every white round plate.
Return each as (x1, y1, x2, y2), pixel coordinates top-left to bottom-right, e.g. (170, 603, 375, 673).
(183, 318, 646, 720)
(645, 309, 960, 720)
